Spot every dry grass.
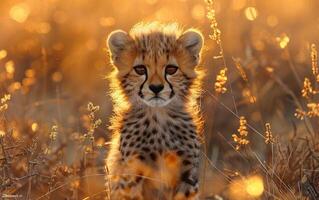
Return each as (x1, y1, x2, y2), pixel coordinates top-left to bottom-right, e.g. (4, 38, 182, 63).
(1, 0, 319, 199)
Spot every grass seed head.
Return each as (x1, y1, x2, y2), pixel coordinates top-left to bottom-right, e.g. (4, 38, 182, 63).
(215, 68, 228, 94)
(233, 58, 248, 82)
(301, 78, 316, 99)
(265, 123, 274, 144)
(0, 94, 11, 112)
(311, 44, 318, 77)
(50, 125, 58, 141)
(232, 116, 250, 150)
(205, 0, 222, 45)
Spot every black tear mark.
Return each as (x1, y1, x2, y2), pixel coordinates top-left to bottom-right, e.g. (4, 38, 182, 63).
(138, 68, 148, 98)
(164, 73, 175, 98)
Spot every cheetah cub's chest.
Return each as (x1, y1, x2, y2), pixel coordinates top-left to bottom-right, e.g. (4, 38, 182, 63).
(116, 107, 201, 198)
(119, 108, 200, 164)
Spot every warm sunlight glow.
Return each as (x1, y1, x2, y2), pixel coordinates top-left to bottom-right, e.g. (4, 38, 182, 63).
(0, 50, 7, 60)
(0, 0, 318, 198)
(0, 130, 5, 137)
(146, 0, 158, 5)
(229, 175, 264, 199)
(8, 82, 22, 93)
(245, 175, 264, 197)
(244, 7, 258, 21)
(9, 3, 30, 23)
(191, 4, 205, 20)
(267, 15, 278, 27)
(276, 34, 290, 49)
(25, 69, 35, 78)
(96, 137, 105, 147)
(31, 122, 39, 132)
(52, 71, 63, 82)
(232, 0, 246, 11)
(5, 61, 15, 74)
(37, 22, 51, 34)
(53, 11, 67, 24)
(99, 17, 115, 27)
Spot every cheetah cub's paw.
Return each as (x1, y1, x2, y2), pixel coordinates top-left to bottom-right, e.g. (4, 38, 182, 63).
(173, 183, 199, 200)
(109, 178, 144, 200)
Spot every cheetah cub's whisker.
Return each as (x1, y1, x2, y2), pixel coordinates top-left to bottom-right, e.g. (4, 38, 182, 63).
(106, 22, 204, 200)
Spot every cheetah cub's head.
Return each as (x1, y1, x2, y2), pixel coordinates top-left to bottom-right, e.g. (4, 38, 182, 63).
(107, 22, 203, 107)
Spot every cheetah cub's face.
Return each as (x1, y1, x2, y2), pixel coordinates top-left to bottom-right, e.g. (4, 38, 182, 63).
(107, 23, 203, 107)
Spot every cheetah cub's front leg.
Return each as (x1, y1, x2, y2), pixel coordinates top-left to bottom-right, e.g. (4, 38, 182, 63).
(174, 184, 199, 200)
(174, 167, 199, 200)
(110, 176, 144, 200)
(110, 174, 144, 200)
(106, 148, 146, 200)
(173, 140, 200, 200)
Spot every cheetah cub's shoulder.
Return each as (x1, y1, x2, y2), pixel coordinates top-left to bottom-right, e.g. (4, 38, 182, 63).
(105, 22, 204, 200)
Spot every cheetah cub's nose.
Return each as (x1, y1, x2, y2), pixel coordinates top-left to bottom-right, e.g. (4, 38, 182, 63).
(149, 84, 164, 94)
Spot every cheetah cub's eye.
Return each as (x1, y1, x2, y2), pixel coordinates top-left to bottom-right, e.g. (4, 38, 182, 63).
(165, 65, 178, 75)
(133, 65, 147, 75)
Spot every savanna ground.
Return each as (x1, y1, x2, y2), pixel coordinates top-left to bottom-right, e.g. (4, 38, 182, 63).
(0, 0, 319, 199)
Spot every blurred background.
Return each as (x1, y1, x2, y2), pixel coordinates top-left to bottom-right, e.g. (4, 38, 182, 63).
(0, 0, 319, 199)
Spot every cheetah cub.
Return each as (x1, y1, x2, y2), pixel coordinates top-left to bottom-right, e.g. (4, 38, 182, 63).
(106, 22, 204, 200)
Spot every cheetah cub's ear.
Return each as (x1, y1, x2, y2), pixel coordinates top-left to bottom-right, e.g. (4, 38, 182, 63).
(107, 30, 135, 74)
(177, 29, 204, 67)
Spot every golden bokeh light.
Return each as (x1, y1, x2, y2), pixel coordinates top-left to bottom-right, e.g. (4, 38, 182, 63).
(9, 3, 30, 23)
(229, 175, 264, 199)
(244, 7, 258, 21)
(25, 69, 35, 78)
(70, 180, 80, 189)
(0, 130, 5, 137)
(5, 61, 15, 74)
(52, 71, 63, 82)
(266, 66, 274, 73)
(96, 137, 105, 147)
(99, 17, 115, 27)
(229, 178, 247, 199)
(245, 175, 264, 197)
(8, 82, 22, 93)
(276, 34, 290, 49)
(24, 78, 35, 86)
(37, 22, 51, 34)
(31, 122, 39, 132)
(12, 128, 20, 139)
(0, 50, 8, 60)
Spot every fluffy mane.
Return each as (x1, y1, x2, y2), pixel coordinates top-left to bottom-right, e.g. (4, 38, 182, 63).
(129, 22, 183, 39)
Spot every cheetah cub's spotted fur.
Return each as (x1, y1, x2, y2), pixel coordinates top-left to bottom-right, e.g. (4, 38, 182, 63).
(106, 22, 204, 200)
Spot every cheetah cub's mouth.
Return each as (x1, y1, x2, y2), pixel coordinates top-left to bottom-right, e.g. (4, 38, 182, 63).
(107, 22, 203, 108)
(146, 95, 170, 107)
